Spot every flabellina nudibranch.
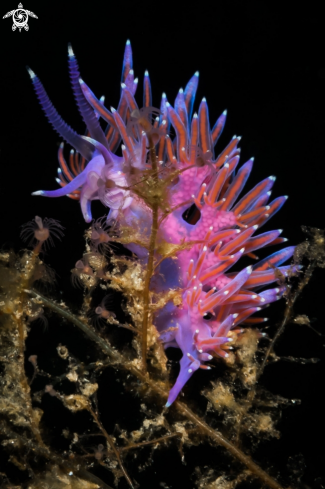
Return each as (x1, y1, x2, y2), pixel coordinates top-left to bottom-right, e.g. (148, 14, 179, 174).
(29, 40, 295, 407)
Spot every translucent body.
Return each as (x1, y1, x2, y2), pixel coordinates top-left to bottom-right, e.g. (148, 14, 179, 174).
(20, 216, 64, 252)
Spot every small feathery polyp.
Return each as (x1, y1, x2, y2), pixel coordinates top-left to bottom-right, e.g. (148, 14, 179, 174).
(29, 40, 294, 406)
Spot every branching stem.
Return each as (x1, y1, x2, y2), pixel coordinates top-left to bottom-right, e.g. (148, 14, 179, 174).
(235, 259, 317, 447)
(119, 432, 185, 452)
(88, 406, 134, 489)
(24, 289, 119, 360)
(141, 133, 159, 372)
(259, 259, 315, 375)
(24, 291, 290, 489)
(13, 252, 48, 448)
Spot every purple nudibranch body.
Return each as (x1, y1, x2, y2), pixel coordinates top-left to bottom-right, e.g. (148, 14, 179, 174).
(29, 40, 294, 406)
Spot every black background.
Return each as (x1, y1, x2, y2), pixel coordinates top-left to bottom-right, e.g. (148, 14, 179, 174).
(1, 1, 324, 488)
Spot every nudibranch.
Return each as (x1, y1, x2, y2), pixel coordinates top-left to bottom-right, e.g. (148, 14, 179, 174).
(29, 40, 294, 406)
